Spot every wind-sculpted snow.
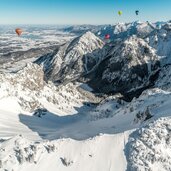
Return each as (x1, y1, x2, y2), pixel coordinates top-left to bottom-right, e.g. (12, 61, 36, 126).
(128, 117, 171, 171)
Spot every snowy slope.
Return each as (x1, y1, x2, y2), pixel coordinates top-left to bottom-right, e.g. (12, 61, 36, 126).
(1, 86, 171, 170)
(148, 22, 171, 65)
(0, 63, 90, 114)
(0, 133, 129, 171)
(1, 60, 171, 170)
(0, 63, 98, 141)
(155, 65, 171, 91)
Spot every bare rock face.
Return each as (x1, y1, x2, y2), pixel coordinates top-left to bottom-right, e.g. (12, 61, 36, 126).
(87, 36, 160, 97)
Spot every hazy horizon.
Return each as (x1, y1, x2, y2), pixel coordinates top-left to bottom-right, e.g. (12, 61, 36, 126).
(0, 20, 170, 26)
(0, 0, 171, 25)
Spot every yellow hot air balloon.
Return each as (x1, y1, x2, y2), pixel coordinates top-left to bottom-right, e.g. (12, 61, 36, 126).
(118, 11, 122, 16)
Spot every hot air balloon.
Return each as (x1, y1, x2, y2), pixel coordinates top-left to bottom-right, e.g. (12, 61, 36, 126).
(118, 11, 122, 16)
(15, 28, 23, 36)
(105, 34, 110, 39)
(135, 10, 139, 16)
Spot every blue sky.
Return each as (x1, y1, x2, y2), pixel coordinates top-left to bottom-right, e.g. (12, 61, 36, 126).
(0, 0, 171, 25)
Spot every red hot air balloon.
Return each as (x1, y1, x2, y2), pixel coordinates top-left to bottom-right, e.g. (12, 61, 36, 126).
(105, 34, 110, 39)
(15, 28, 23, 36)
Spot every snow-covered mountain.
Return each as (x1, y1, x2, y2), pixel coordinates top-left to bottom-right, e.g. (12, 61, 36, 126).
(36, 31, 105, 83)
(0, 21, 171, 171)
(87, 35, 160, 97)
(62, 21, 163, 40)
(36, 30, 160, 98)
(97, 21, 156, 40)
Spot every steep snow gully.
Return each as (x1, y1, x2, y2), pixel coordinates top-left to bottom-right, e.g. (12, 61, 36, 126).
(0, 21, 171, 171)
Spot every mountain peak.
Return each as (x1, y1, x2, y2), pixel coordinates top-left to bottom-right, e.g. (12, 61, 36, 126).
(67, 31, 104, 52)
(36, 31, 105, 83)
(79, 31, 99, 40)
(81, 31, 95, 37)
